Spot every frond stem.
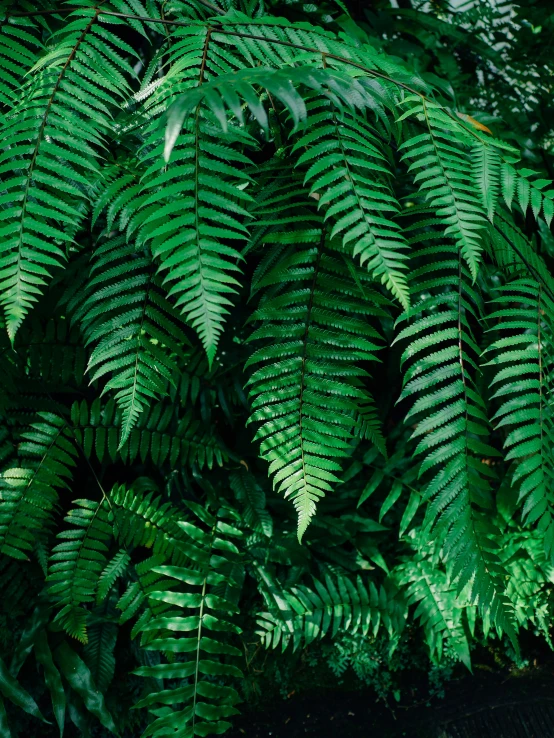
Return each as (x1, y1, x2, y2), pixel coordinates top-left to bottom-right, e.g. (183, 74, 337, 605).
(11, 5, 102, 338)
(296, 230, 324, 527)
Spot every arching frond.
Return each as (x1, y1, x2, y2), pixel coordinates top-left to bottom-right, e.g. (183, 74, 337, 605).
(483, 278, 554, 561)
(247, 166, 386, 539)
(73, 235, 191, 444)
(133, 504, 243, 738)
(48, 499, 112, 643)
(0, 7, 135, 337)
(256, 570, 406, 651)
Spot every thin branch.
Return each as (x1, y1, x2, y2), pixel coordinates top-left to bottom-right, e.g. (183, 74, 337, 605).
(12, 0, 224, 19)
(11, 6, 423, 98)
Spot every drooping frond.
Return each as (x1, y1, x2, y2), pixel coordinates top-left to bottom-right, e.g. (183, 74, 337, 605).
(256, 570, 406, 651)
(0, 413, 77, 560)
(395, 213, 516, 639)
(72, 235, 191, 444)
(133, 503, 243, 738)
(483, 278, 554, 561)
(292, 97, 410, 308)
(0, 7, 135, 337)
(70, 398, 227, 470)
(48, 499, 112, 643)
(399, 98, 487, 280)
(122, 26, 255, 366)
(246, 166, 387, 539)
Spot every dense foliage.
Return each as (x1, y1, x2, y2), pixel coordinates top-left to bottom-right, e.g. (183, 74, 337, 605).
(1, 0, 554, 735)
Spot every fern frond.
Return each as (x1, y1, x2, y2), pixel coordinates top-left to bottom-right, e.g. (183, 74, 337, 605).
(293, 97, 409, 308)
(119, 26, 255, 366)
(71, 398, 227, 470)
(133, 504, 243, 738)
(74, 235, 191, 444)
(247, 167, 386, 540)
(83, 606, 117, 694)
(97, 549, 131, 603)
(48, 499, 112, 644)
(483, 278, 554, 561)
(230, 468, 273, 538)
(397, 550, 472, 667)
(0, 413, 77, 560)
(0, 7, 134, 337)
(399, 98, 487, 280)
(110, 483, 194, 565)
(256, 570, 406, 651)
(395, 223, 516, 640)
(0, 15, 44, 110)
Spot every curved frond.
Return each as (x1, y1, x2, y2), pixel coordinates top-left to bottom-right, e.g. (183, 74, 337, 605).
(73, 235, 191, 444)
(247, 166, 386, 539)
(133, 504, 243, 738)
(48, 499, 112, 643)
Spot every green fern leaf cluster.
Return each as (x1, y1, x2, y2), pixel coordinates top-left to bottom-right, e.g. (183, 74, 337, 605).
(293, 97, 410, 308)
(70, 398, 227, 469)
(395, 225, 515, 636)
(484, 278, 554, 560)
(133, 503, 243, 738)
(0, 7, 134, 337)
(0, 413, 77, 560)
(48, 499, 112, 643)
(247, 167, 386, 540)
(399, 98, 487, 279)
(256, 570, 406, 651)
(1, 4, 554, 734)
(71, 235, 192, 443)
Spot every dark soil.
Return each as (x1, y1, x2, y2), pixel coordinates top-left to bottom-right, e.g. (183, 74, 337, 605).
(228, 668, 554, 738)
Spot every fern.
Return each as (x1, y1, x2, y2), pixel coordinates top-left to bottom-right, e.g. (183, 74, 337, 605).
(292, 96, 410, 308)
(1, 4, 554, 734)
(48, 499, 112, 643)
(483, 278, 554, 561)
(72, 235, 191, 444)
(0, 6, 134, 338)
(70, 398, 227, 470)
(396, 542, 472, 668)
(0, 413, 77, 560)
(256, 570, 406, 651)
(133, 503, 243, 738)
(246, 166, 386, 539)
(399, 98, 487, 280)
(395, 219, 516, 639)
